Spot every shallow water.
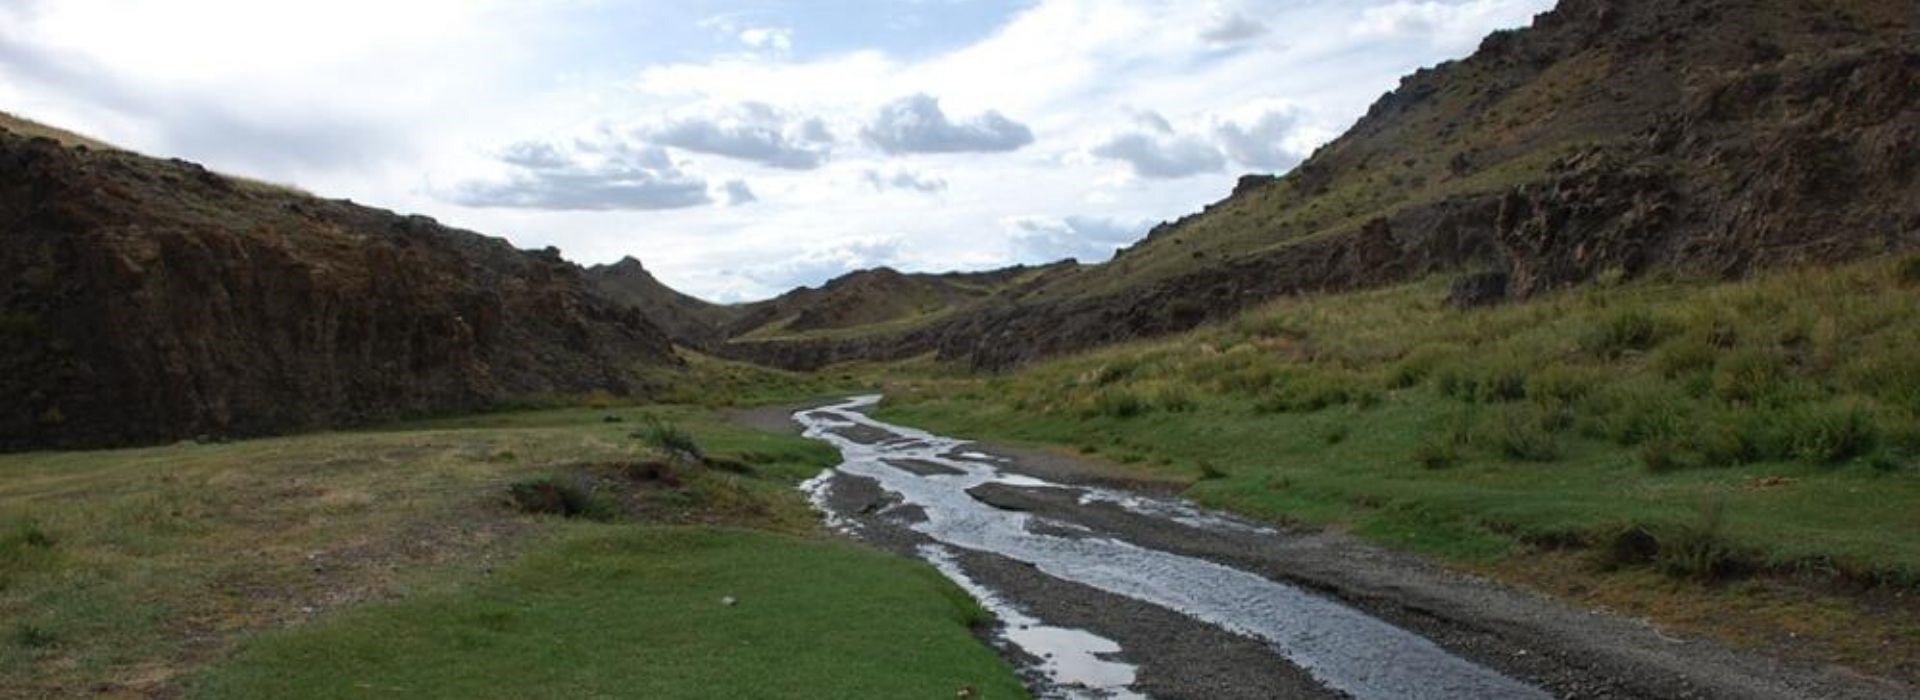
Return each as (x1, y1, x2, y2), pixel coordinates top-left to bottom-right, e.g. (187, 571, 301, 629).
(798, 395, 1548, 700)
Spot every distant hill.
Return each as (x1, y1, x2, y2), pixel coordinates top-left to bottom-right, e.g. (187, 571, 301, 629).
(0, 118, 679, 450)
(586, 257, 745, 348)
(706, 0, 1919, 370)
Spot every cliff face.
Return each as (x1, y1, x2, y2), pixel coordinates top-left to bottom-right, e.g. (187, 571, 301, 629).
(721, 0, 1920, 370)
(0, 132, 678, 451)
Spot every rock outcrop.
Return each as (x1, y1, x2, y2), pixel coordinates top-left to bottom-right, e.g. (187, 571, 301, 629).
(0, 132, 678, 451)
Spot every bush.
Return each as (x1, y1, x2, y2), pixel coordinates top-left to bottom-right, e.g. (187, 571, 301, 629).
(1474, 405, 1563, 462)
(1652, 334, 1719, 378)
(1896, 254, 1920, 287)
(1434, 354, 1530, 403)
(1579, 379, 1689, 445)
(1413, 436, 1460, 470)
(1089, 388, 1149, 419)
(11, 624, 56, 650)
(1594, 500, 1750, 582)
(1580, 309, 1670, 359)
(1654, 500, 1748, 581)
(636, 418, 704, 463)
(506, 476, 616, 521)
(1784, 402, 1881, 464)
(1386, 344, 1460, 389)
(1711, 348, 1789, 404)
(1149, 384, 1197, 413)
(1254, 371, 1375, 413)
(1526, 365, 1602, 405)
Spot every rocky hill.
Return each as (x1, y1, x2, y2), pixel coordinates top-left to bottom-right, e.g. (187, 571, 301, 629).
(586, 257, 744, 348)
(0, 126, 679, 451)
(715, 0, 1919, 370)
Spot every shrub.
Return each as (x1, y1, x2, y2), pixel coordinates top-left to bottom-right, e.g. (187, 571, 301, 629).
(1413, 436, 1460, 470)
(1579, 379, 1689, 445)
(1434, 354, 1530, 403)
(1711, 348, 1788, 404)
(506, 476, 616, 521)
(636, 418, 704, 463)
(1594, 501, 1750, 582)
(1092, 362, 1136, 386)
(1526, 365, 1602, 406)
(1652, 334, 1719, 378)
(1580, 309, 1670, 359)
(1197, 461, 1227, 480)
(1321, 424, 1351, 445)
(1386, 344, 1460, 389)
(1149, 384, 1197, 413)
(1784, 401, 1881, 464)
(1474, 405, 1563, 462)
(1089, 388, 1149, 419)
(1254, 371, 1374, 413)
(1896, 254, 1920, 287)
(11, 624, 56, 650)
(1654, 500, 1748, 581)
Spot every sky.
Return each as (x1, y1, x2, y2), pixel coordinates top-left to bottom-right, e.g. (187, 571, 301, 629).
(0, 0, 1554, 302)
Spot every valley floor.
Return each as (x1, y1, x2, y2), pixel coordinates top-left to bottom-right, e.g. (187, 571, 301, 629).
(868, 257, 1920, 688)
(0, 406, 1023, 699)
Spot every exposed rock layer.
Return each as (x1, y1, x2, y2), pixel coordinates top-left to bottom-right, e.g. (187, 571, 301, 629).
(0, 134, 677, 450)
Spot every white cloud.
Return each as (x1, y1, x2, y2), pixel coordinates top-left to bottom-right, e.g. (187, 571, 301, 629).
(1090, 112, 1227, 179)
(738, 27, 793, 53)
(863, 93, 1035, 155)
(1201, 12, 1269, 44)
(449, 139, 711, 211)
(720, 179, 758, 205)
(1006, 216, 1149, 263)
(641, 102, 832, 170)
(1354, 1, 1548, 48)
(863, 168, 947, 194)
(1212, 101, 1314, 172)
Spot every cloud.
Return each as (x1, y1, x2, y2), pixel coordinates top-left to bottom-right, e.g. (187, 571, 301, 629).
(863, 168, 947, 193)
(862, 94, 1034, 155)
(1006, 216, 1149, 263)
(720, 179, 757, 205)
(1213, 103, 1311, 172)
(641, 102, 832, 170)
(1090, 112, 1226, 179)
(1200, 12, 1269, 44)
(1353, 1, 1545, 47)
(738, 27, 793, 53)
(742, 238, 903, 290)
(448, 139, 711, 211)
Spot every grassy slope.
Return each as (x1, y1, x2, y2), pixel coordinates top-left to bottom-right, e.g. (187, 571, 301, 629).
(0, 404, 1024, 699)
(874, 256, 1920, 679)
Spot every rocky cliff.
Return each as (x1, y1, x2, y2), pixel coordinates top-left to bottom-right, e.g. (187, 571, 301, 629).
(0, 130, 679, 451)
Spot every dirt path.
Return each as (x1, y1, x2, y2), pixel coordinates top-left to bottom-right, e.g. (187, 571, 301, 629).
(732, 398, 1913, 700)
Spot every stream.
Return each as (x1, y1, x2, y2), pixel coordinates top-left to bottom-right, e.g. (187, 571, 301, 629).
(796, 395, 1549, 700)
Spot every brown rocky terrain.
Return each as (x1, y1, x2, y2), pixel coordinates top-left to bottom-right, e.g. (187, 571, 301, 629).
(699, 0, 1919, 370)
(586, 257, 744, 349)
(0, 128, 678, 451)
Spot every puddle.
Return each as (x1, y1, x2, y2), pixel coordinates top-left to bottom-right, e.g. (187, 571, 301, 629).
(797, 396, 1549, 700)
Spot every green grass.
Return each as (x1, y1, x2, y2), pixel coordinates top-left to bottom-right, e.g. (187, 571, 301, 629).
(191, 527, 1024, 700)
(0, 403, 1023, 698)
(876, 258, 1920, 585)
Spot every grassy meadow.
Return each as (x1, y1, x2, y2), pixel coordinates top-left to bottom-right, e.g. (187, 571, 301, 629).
(875, 256, 1920, 678)
(0, 404, 1025, 699)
